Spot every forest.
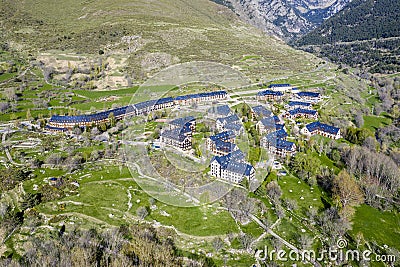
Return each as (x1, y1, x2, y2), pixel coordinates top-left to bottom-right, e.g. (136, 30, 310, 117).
(295, 0, 400, 73)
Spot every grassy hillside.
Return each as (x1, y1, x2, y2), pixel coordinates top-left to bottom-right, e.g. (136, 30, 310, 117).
(1, 1, 398, 266)
(0, 0, 321, 82)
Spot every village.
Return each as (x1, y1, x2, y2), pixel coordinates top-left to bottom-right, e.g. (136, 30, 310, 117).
(43, 83, 341, 186)
(0, 0, 398, 265)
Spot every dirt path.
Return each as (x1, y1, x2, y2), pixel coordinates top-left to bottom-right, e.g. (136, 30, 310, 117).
(2, 131, 23, 166)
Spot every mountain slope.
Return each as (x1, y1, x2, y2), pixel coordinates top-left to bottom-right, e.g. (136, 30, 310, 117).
(211, 0, 350, 41)
(295, 0, 400, 73)
(297, 0, 400, 44)
(0, 0, 321, 84)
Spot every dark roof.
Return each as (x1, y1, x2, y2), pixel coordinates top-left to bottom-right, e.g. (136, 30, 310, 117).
(273, 116, 281, 124)
(288, 101, 311, 107)
(224, 123, 243, 132)
(133, 97, 174, 110)
(260, 117, 275, 127)
(208, 105, 232, 116)
(259, 117, 284, 131)
(217, 114, 241, 125)
(257, 90, 284, 96)
(45, 125, 68, 132)
(288, 108, 317, 116)
(306, 121, 320, 132)
(209, 130, 236, 142)
(161, 128, 190, 142)
(276, 123, 285, 131)
(211, 152, 254, 176)
(276, 129, 288, 139)
(230, 149, 245, 162)
(268, 84, 291, 88)
(49, 91, 226, 125)
(214, 139, 238, 153)
(170, 116, 195, 127)
(264, 130, 288, 144)
(174, 91, 227, 101)
(252, 105, 272, 117)
(306, 121, 339, 134)
(297, 92, 320, 98)
(50, 105, 131, 124)
(225, 161, 254, 176)
(272, 139, 295, 151)
(50, 115, 92, 123)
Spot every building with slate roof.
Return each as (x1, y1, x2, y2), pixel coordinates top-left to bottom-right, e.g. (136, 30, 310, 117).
(269, 139, 296, 157)
(251, 105, 273, 120)
(216, 114, 240, 127)
(169, 116, 196, 132)
(133, 97, 174, 115)
(256, 117, 285, 135)
(262, 137, 296, 157)
(229, 149, 245, 162)
(210, 152, 255, 183)
(48, 105, 136, 129)
(291, 87, 300, 94)
(266, 129, 288, 141)
(160, 126, 192, 150)
(296, 92, 321, 103)
(212, 139, 239, 156)
(284, 108, 318, 120)
(216, 114, 242, 134)
(173, 91, 227, 105)
(260, 129, 295, 157)
(45, 125, 69, 133)
(223, 123, 244, 135)
(285, 101, 313, 110)
(301, 121, 341, 139)
(46, 91, 226, 130)
(207, 105, 232, 118)
(208, 130, 236, 142)
(273, 115, 283, 124)
(260, 129, 287, 148)
(268, 84, 293, 92)
(257, 90, 284, 101)
(206, 130, 236, 155)
(47, 98, 169, 129)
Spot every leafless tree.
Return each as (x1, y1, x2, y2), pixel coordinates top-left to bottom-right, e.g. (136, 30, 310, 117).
(297, 234, 313, 250)
(284, 198, 297, 211)
(354, 112, 364, 127)
(90, 150, 100, 161)
(275, 205, 285, 219)
(91, 127, 100, 136)
(45, 153, 63, 167)
(4, 88, 17, 101)
(362, 136, 377, 151)
(306, 206, 318, 223)
(266, 181, 282, 203)
(136, 206, 148, 220)
(212, 237, 224, 252)
(0, 102, 9, 112)
(239, 233, 253, 251)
